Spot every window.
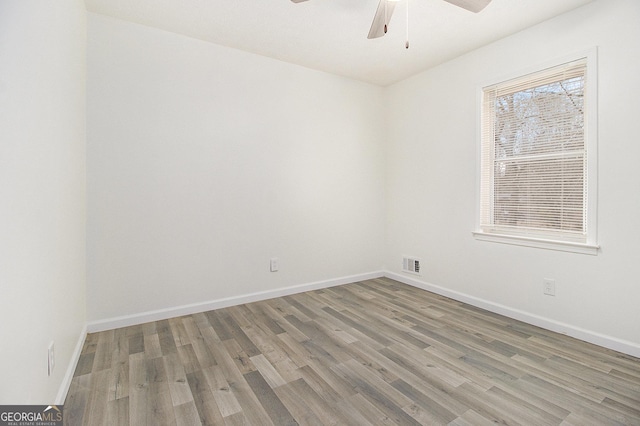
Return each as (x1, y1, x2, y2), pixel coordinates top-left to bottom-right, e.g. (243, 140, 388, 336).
(474, 52, 598, 255)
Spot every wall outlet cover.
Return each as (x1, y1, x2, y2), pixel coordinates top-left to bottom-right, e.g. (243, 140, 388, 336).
(48, 342, 55, 376)
(270, 257, 279, 272)
(543, 278, 556, 296)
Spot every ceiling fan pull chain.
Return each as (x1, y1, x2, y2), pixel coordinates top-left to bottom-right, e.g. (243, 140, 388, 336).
(384, 1, 388, 34)
(405, 0, 410, 49)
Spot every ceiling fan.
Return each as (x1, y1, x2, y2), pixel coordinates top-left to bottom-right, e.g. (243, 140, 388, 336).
(291, 0, 492, 44)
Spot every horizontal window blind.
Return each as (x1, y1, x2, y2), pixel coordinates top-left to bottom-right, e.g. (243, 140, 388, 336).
(480, 58, 588, 243)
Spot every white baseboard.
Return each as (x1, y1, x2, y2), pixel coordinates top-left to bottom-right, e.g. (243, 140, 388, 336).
(385, 271, 640, 359)
(56, 324, 87, 405)
(86, 271, 385, 333)
(79, 268, 638, 363)
(61, 269, 637, 407)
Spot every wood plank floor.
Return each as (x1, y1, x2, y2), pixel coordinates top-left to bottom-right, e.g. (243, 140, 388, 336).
(64, 278, 640, 425)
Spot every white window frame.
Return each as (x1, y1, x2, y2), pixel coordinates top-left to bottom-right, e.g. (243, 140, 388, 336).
(473, 49, 599, 255)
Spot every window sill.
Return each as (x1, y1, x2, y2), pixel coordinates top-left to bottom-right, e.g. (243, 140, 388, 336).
(472, 231, 599, 256)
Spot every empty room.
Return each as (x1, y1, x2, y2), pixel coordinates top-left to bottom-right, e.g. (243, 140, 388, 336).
(1, 0, 639, 424)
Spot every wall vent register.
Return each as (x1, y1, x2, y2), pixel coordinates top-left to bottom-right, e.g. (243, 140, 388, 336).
(402, 257, 421, 275)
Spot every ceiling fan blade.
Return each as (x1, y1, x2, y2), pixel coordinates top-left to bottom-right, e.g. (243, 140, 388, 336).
(443, 0, 491, 13)
(368, 0, 397, 39)
(290, 0, 308, 3)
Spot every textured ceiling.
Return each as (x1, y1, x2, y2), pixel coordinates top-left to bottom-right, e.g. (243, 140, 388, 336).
(85, 0, 595, 86)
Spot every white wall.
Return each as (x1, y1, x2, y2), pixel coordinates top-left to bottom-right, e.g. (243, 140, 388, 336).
(385, 0, 640, 354)
(86, 14, 386, 322)
(0, 1, 87, 403)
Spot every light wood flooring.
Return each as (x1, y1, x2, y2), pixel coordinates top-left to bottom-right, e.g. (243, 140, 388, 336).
(64, 278, 640, 425)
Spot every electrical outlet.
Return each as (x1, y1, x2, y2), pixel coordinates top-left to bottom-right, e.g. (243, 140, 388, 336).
(48, 342, 55, 376)
(543, 278, 556, 296)
(270, 257, 279, 272)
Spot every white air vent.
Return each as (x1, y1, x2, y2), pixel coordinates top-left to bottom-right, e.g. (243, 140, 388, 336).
(402, 256, 421, 275)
